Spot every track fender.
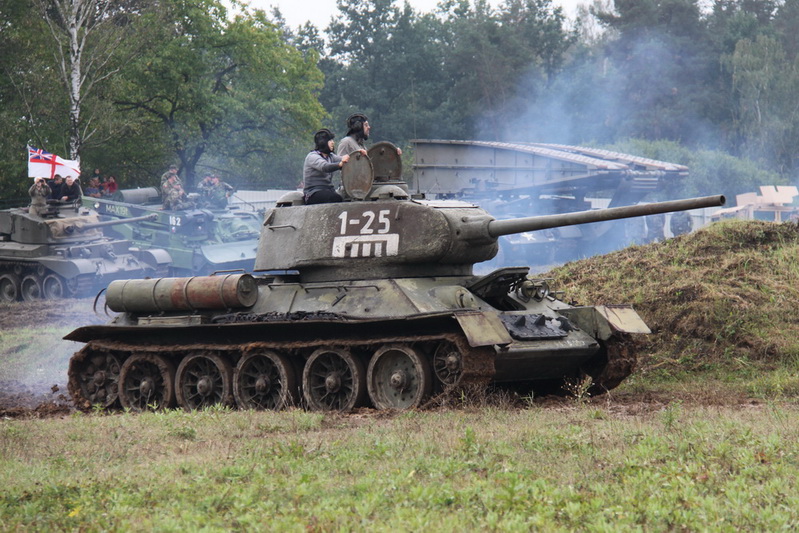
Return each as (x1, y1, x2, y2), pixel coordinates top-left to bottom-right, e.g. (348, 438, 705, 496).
(454, 311, 513, 347)
(35, 258, 96, 278)
(136, 248, 172, 269)
(560, 305, 650, 341)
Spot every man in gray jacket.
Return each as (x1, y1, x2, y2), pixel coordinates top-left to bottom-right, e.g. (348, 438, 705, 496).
(336, 113, 402, 158)
(303, 129, 357, 205)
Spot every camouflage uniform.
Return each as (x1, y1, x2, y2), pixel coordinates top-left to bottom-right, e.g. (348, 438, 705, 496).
(162, 177, 193, 210)
(199, 179, 233, 209)
(28, 180, 52, 217)
(160, 166, 182, 188)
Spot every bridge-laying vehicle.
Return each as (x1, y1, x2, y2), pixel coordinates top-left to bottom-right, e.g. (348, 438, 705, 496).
(412, 140, 695, 264)
(0, 201, 170, 301)
(65, 144, 724, 412)
(83, 188, 261, 276)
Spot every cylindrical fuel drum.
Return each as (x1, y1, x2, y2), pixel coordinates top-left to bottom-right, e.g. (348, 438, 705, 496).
(106, 274, 258, 313)
(110, 187, 161, 205)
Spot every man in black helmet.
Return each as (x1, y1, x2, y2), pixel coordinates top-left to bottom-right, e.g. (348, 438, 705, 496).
(337, 112, 403, 156)
(303, 129, 355, 205)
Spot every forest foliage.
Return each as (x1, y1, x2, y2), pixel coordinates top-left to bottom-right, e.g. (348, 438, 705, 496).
(0, 0, 797, 198)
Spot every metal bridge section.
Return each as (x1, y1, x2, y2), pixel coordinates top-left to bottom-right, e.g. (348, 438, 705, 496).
(411, 140, 688, 208)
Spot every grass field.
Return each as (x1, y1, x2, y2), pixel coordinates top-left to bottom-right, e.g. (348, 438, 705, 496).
(2, 400, 799, 531)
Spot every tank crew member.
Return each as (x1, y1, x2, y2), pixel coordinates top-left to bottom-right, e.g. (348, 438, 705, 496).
(303, 129, 354, 205)
(336, 112, 402, 158)
(198, 174, 234, 209)
(162, 172, 194, 210)
(28, 177, 52, 217)
(48, 174, 64, 201)
(60, 176, 83, 202)
(160, 164, 181, 187)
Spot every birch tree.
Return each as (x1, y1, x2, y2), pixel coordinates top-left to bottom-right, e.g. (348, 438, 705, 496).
(36, 0, 134, 161)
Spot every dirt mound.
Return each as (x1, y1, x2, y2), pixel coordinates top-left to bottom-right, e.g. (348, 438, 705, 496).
(549, 219, 799, 370)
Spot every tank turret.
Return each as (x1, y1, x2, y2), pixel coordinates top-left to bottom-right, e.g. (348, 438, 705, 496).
(0, 203, 170, 302)
(65, 144, 725, 413)
(255, 194, 724, 282)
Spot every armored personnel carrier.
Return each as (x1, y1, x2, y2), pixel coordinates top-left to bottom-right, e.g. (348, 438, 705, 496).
(0, 201, 170, 301)
(83, 188, 261, 276)
(65, 145, 724, 412)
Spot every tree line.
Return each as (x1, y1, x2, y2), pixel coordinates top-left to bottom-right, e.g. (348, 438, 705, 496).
(0, 0, 796, 201)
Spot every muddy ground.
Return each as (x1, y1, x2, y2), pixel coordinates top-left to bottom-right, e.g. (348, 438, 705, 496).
(0, 298, 104, 419)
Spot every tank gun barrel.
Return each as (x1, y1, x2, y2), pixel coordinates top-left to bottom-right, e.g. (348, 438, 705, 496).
(487, 195, 726, 238)
(68, 213, 158, 234)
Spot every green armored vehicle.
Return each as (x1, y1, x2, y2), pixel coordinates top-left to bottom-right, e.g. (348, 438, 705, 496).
(0, 201, 170, 301)
(65, 145, 724, 411)
(83, 188, 261, 276)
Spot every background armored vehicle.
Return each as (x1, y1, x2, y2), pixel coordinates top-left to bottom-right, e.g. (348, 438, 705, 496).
(0, 201, 170, 302)
(65, 147, 724, 412)
(412, 140, 704, 266)
(83, 188, 261, 276)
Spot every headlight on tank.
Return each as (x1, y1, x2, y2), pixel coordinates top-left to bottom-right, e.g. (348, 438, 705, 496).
(518, 279, 549, 302)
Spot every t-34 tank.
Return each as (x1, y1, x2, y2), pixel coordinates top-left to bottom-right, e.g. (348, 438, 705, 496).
(83, 188, 261, 276)
(65, 146, 725, 412)
(0, 202, 171, 301)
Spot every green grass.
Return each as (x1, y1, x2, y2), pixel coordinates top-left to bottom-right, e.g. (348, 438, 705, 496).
(3, 405, 799, 531)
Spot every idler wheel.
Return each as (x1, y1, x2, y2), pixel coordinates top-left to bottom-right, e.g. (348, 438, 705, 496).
(176, 353, 233, 411)
(118, 353, 176, 411)
(302, 348, 366, 412)
(0, 273, 20, 302)
(432, 342, 464, 386)
(234, 351, 298, 410)
(68, 348, 121, 409)
(367, 344, 432, 410)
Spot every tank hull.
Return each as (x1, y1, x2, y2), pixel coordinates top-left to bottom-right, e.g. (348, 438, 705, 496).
(65, 271, 641, 411)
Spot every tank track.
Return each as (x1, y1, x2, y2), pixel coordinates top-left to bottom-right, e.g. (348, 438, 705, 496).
(68, 332, 496, 412)
(584, 334, 637, 394)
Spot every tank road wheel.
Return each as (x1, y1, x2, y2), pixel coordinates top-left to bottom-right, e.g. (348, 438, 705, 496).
(20, 274, 42, 301)
(367, 344, 433, 410)
(432, 341, 464, 386)
(234, 351, 298, 410)
(42, 274, 66, 299)
(0, 273, 20, 302)
(67, 349, 121, 409)
(176, 353, 234, 411)
(118, 354, 176, 411)
(302, 348, 366, 412)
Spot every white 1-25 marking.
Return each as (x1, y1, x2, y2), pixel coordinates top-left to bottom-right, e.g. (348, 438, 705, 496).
(338, 210, 391, 235)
